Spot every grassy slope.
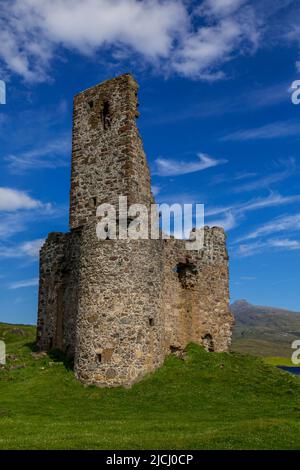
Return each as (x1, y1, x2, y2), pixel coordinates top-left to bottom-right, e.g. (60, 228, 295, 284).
(1, 323, 300, 449)
(263, 357, 297, 366)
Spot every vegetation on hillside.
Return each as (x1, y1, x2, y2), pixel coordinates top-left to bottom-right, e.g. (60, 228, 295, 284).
(1, 322, 300, 450)
(231, 300, 300, 357)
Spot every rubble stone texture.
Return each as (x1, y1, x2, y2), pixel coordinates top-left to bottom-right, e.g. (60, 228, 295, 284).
(37, 74, 234, 387)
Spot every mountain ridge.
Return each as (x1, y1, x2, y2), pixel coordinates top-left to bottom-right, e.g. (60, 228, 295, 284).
(231, 299, 300, 357)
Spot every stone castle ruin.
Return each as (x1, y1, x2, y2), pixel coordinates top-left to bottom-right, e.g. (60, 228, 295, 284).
(37, 74, 233, 387)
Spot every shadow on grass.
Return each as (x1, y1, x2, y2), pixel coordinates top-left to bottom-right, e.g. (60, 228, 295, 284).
(24, 341, 39, 352)
(48, 348, 74, 371)
(24, 342, 74, 371)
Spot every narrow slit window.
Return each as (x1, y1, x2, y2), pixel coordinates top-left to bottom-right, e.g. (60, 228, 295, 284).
(89, 196, 97, 208)
(101, 100, 111, 130)
(96, 353, 102, 363)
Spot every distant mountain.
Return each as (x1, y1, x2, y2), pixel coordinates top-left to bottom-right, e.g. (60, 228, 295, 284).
(230, 300, 300, 357)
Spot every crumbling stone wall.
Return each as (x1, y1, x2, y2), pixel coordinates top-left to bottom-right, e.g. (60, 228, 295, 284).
(162, 227, 233, 355)
(37, 73, 233, 388)
(37, 229, 81, 356)
(70, 74, 152, 230)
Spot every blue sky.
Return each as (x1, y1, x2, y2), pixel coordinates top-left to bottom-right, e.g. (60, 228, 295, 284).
(0, 0, 300, 324)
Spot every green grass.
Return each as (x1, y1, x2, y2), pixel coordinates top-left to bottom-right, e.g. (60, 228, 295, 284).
(263, 356, 299, 367)
(1, 323, 300, 449)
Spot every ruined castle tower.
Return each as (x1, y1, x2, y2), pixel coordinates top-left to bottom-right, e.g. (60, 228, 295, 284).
(37, 74, 233, 387)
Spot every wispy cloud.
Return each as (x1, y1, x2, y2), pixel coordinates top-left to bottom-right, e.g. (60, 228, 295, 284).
(0, 213, 29, 239)
(0, 239, 44, 259)
(4, 136, 71, 173)
(207, 211, 237, 231)
(0, 187, 45, 211)
(206, 191, 300, 233)
(0, 0, 261, 82)
(207, 192, 300, 216)
(236, 213, 300, 242)
(1, 0, 299, 84)
(233, 171, 258, 181)
(238, 192, 300, 212)
(154, 153, 227, 177)
(145, 82, 291, 126)
(222, 120, 300, 141)
(8, 277, 39, 289)
(0, 187, 66, 239)
(237, 238, 300, 257)
(233, 158, 296, 193)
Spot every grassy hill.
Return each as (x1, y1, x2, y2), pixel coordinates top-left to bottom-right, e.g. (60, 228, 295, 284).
(1, 322, 300, 449)
(231, 300, 300, 357)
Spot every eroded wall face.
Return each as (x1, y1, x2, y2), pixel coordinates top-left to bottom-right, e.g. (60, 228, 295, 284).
(163, 227, 233, 354)
(70, 74, 152, 230)
(37, 233, 66, 351)
(37, 230, 81, 356)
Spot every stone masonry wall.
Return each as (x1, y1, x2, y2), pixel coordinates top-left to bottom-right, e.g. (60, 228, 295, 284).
(74, 219, 165, 387)
(37, 73, 233, 388)
(37, 229, 81, 356)
(70, 74, 152, 230)
(37, 232, 67, 351)
(162, 227, 233, 354)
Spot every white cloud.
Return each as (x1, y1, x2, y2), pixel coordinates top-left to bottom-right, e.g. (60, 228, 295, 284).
(0, 187, 43, 211)
(222, 120, 300, 141)
(0, 187, 65, 239)
(239, 192, 300, 212)
(237, 238, 300, 257)
(0, 239, 44, 259)
(8, 277, 39, 289)
(154, 152, 227, 176)
(0, 213, 28, 238)
(171, 13, 256, 79)
(4, 136, 71, 173)
(207, 211, 237, 231)
(233, 172, 257, 181)
(0, 0, 261, 82)
(0, 0, 186, 82)
(199, 0, 247, 17)
(206, 192, 299, 217)
(205, 190, 300, 234)
(236, 213, 300, 242)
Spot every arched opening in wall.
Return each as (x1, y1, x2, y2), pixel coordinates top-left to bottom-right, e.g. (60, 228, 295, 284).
(202, 333, 214, 352)
(101, 100, 111, 130)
